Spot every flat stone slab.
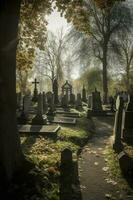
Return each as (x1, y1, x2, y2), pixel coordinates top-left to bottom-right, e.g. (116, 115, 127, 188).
(49, 117, 76, 125)
(18, 124, 60, 134)
(56, 110, 80, 118)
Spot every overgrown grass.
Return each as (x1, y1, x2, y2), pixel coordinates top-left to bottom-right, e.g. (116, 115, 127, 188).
(104, 146, 133, 194)
(17, 115, 94, 200)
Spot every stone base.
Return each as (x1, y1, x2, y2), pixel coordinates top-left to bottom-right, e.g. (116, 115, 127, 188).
(32, 114, 47, 125)
(18, 124, 60, 137)
(49, 116, 76, 125)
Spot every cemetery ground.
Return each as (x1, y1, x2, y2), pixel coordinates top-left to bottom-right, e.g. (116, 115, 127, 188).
(1, 112, 133, 200)
(1, 111, 94, 200)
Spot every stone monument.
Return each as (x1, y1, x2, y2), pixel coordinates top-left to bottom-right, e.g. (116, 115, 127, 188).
(122, 92, 133, 143)
(113, 96, 124, 152)
(32, 93, 47, 125)
(82, 85, 87, 102)
(32, 78, 39, 102)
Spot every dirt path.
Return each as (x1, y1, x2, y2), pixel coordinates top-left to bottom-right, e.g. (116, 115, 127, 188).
(79, 116, 120, 200)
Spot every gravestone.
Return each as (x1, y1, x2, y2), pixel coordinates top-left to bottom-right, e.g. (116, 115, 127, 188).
(82, 85, 87, 102)
(91, 88, 102, 111)
(61, 95, 68, 108)
(53, 78, 59, 104)
(122, 92, 133, 143)
(50, 116, 76, 125)
(32, 93, 47, 125)
(18, 95, 31, 123)
(47, 93, 56, 115)
(76, 93, 82, 108)
(43, 92, 48, 114)
(32, 78, 39, 102)
(113, 96, 124, 152)
(61, 148, 72, 166)
(18, 124, 60, 137)
(87, 88, 106, 117)
(69, 93, 75, 105)
(118, 151, 133, 176)
(88, 95, 92, 108)
(46, 91, 53, 106)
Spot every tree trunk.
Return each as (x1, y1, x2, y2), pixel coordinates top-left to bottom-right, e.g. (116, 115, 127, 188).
(126, 64, 130, 91)
(0, 0, 23, 181)
(102, 42, 108, 104)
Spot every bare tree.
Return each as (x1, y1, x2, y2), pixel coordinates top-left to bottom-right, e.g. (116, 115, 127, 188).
(36, 30, 67, 90)
(111, 32, 133, 90)
(67, 0, 132, 103)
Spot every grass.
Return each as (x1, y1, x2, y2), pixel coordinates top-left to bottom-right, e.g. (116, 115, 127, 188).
(16, 114, 94, 200)
(104, 146, 133, 196)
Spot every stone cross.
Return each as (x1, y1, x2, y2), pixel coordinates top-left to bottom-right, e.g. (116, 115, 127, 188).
(32, 78, 39, 102)
(32, 78, 39, 90)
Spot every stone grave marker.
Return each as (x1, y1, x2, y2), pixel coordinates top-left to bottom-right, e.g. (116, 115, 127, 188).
(113, 96, 124, 152)
(76, 93, 82, 108)
(69, 93, 75, 105)
(32, 93, 47, 125)
(18, 124, 60, 137)
(82, 85, 87, 102)
(88, 95, 92, 108)
(122, 93, 133, 143)
(43, 92, 48, 114)
(32, 78, 39, 102)
(46, 91, 53, 106)
(18, 95, 31, 123)
(87, 88, 106, 117)
(61, 95, 68, 108)
(61, 148, 72, 166)
(49, 116, 76, 125)
(91, 88, 102, 111)
(47, 93, 56, 115)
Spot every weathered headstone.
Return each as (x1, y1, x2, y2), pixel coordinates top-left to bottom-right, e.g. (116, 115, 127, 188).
(88, 95, 92, 108)
(46, 91, 53, 106)
(122, 93, 133, 143)
(18, 95, 31, 123)
(23, 95, 32, 116)
(61, 148, 72, 166)
(47, 93, 56, 115)
(32, 78, 39, 102)
(82, 85, 87, 102)
(32, 93, 47, 125)
(76, 93, 82, 108)
(87, 88, 106, 117)
(69, 93, 75, 105)
(118, 151, 133, 176)
(61, 95, 68, 108)
(43, 92, 48, 114)
(53, 78, 59, 104)
(113, 96, 124, 152)
(60, 148, 73, 200)
(91, 88, 102, 111)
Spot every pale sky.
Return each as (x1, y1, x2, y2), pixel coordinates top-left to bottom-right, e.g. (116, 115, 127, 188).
(46, 8, 70, 35)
